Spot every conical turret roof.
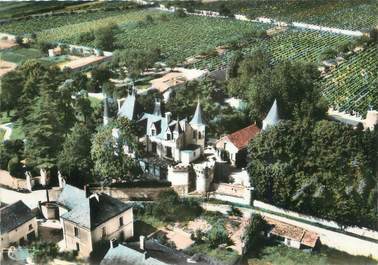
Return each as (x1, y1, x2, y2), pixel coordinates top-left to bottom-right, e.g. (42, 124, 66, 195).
(262, 99, 279, 130)
(190, 100, 205, 125)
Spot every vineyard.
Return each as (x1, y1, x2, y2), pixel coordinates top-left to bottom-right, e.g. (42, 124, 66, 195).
(61, 15, 269, 63)
(321, 44, 378, 115)
(0, 9, 152, 36)
(166, 0, 378, 31)
(192, 29, 353, 70)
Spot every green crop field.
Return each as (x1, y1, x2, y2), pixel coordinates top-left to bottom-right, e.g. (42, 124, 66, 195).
(321, 44, 378, 115)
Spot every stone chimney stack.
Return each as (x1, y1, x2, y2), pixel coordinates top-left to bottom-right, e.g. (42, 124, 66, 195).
(165, 112, 172, 124)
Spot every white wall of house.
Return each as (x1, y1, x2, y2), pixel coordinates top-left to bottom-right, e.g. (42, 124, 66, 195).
(216, 139, 239, 166)
(180, 147, 201, 164)
(0, 218, 38, 249)
(91, 208, 133, 243)
(62, 208, 133, 257)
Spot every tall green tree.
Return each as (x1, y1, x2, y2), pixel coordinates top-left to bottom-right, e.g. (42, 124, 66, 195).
(246, 61, 327, 121)
(58, 123, 93, 185)
(91, 117, 141, 181)
(0, 71, 24, 116)
(94, 23, 118, 51)
(248, 120, 378, 228)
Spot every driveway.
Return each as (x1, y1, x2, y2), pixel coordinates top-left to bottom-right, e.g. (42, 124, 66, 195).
(0, 187, 48, 209)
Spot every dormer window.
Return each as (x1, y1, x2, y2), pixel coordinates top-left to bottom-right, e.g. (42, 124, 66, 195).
(167, 133, 171, 140)
(198, 132, 202, 139)
(151, 129, 156, 136)
(193, 131, 197, 139)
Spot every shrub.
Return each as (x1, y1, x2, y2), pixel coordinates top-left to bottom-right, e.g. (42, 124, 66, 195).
(243, 214, 269, 254)
(207, 222, 231, 248)
(30, 242, 59, 265)
(8, 156, 24, 178)
(227, 205, 243, 217)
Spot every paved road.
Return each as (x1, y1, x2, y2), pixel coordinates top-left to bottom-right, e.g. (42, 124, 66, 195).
(0, 187, 47, 209)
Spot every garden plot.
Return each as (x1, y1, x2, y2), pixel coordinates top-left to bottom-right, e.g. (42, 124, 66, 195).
(0, 38, 17, 50)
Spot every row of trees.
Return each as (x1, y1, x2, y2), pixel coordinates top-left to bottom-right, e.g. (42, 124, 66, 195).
(0, 59, 143, 185)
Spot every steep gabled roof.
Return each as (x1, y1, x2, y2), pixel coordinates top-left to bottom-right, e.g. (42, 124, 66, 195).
(218, 124, 261, 151)
(190, 101, 205, 126)
(1, 201, 35, 234)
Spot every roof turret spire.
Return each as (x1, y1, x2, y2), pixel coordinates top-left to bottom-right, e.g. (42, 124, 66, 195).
(262, 99, 279, 130)
(190, 99, 205, 125)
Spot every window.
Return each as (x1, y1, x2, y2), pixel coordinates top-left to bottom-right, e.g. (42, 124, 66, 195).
(152, 143, 157, 153)
(198, 132, 202, 139)
(29, 224, 33, 231)
(167, 133, 171, 140)
(166, 147, 172, 158)
(151, 129, 156, 136)
(74, 227, 79, 238)
(192, 131, 197, 139)
(119, 217, 124, 227)
(102, 227, 106, 239)
(76, 243, 80, 251)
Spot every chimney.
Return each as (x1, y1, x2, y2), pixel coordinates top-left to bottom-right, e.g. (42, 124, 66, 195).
(84, 185, 90, 198)
(45, 188, 50, 202)
(153, 98, 162, 116)
(140, 235, 145, 251)
(165, 112, 172, 124)
(110, 239, 118, 248)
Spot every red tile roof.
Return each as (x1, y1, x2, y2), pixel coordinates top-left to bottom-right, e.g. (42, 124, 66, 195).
(220, 124, 261, 150)
(264, 217, 319, 248)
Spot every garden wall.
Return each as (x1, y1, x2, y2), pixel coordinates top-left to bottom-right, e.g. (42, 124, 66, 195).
(90, 186, 171, 201)
(0, 170, 28, 190)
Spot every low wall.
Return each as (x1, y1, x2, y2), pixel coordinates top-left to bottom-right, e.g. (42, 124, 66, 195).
(90, 186, 171, 201)
(0, 170, 28, 190)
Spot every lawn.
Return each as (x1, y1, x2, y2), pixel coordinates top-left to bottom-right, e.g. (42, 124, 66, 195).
(186, 242, 240, 265)
(245, 244, 378, 265)
(0, 47, 43, 64)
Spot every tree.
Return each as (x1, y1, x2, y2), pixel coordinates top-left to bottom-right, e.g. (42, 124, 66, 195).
(90, 63, 113, 93)
(247, 120, 378, 228)
(91, 118, 141, 182)
(7, 156, 24, 178)
(207, 222, 231, 248)
(246, 61, 327, 121)
(30, 242, 59, 265)
(0, 71, 24, 116)
(0, 140, 24, 170)
(23, 70, 74, 169)
(112, 48, 160, 81)
(94, 23, 118, 51)
(58, 123, 93, 185)
(243, 214, 269, 253)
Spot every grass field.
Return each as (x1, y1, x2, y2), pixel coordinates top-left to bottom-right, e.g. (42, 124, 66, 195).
(246, 244, 377, 265)
(0, 47, 43, 64)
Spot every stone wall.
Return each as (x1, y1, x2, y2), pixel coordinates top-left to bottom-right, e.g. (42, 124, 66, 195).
(90, 186, 171, 201)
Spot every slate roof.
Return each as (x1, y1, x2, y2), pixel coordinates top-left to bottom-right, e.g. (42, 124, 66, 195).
(59, 185, 132, 230)
(0, 201, 35, 234)
(118, 91, 143, 120)
(190, 101, 205, 125)
(262, 99, 279, 130)
(101, 240, 209, 265)
(56, 184, 87, 210)
(218, 124, 261, 151)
